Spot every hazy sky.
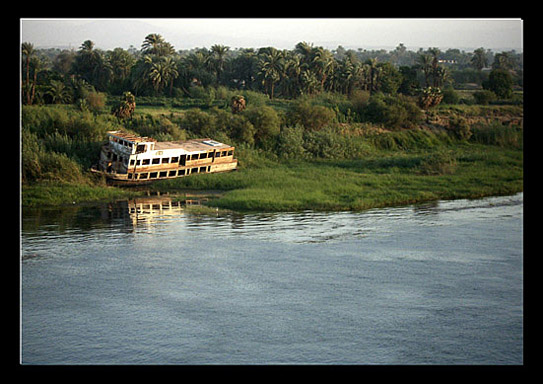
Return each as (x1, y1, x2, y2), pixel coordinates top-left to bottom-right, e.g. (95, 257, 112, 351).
(20, 18, 523, 52)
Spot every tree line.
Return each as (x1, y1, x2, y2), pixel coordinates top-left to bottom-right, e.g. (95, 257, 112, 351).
(21, 34, 523, 106)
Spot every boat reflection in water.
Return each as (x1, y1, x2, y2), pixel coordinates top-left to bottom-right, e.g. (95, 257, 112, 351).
(125, 195, 209, 227)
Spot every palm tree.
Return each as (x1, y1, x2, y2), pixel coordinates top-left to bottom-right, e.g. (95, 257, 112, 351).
(258, 49, 283, 99)
(427, 47, 441, 87)
(147, 57, 179, 95)
(311, 47, 335, 91)
(471, 48, 488, 71)
(209, 44, 230, 86)
(22, 42, 34, 104)
(417, 53, 433, 87)
(365, 58, 381, 95)
(46, 80, 71, 104)
(141, 34, 175, 56)
(28, 57, 46, 106)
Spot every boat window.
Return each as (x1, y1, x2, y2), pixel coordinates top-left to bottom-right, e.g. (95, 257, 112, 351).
(130, 159, 135, 166)
(171, 157, 179, 163)
(139, 173, 148, 179)
(200, 152, 208, 159)
(228, 150, 233, 156)
(136, 144, 146, 154)
(179, 169, 185, 176)
(168, 170, 176, 177)
(192, 167, 199, 173)
(159, 171, 167, 178)
(152, 158, 160, 165)
(150, 172, 158, 178)
(199, 166, 206, 173)
(162, 157, 169, 164)
(142, 159, 150, 165)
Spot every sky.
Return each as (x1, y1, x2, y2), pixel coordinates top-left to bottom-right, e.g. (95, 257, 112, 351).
(20, 18, 524, 52)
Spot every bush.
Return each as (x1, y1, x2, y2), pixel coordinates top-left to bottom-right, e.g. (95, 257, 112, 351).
(448, 115, 472, 140)
(363, 93, 422, 129)
(286, 101, 336, 132)
(473, 90, 496, 105)
(228, 114, 256, 145)
(276, 125, 307, 159)
(182, 108, 217, 137)
(417, 87, 443, 109)
(85, 91, 107, 113)
(442, 86, 460, 104)
(483, 69, 513, 99)
(244, 106, 281, 148)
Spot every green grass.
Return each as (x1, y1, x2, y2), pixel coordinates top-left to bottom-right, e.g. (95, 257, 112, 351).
(21, 182, 138, 207)
(146, 144, 523, 212)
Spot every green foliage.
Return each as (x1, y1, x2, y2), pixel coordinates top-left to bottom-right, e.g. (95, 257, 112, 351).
(470, 121, 522, 148)
(442, 86, 460, 104)
(276, 125, 307, 159)
(285, 100, 336, 131)
(363, 93, 423, 129)
(418, 150, 457, 175)
(483, 69, 513, 99)
(182, 108, 217, 137)
(473, 90, 497, 105)
(448, 115, 472, 140)
(243, 105, 281, 147)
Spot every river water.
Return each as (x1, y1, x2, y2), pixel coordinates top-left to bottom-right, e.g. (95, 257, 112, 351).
(21, 193, 523, 365)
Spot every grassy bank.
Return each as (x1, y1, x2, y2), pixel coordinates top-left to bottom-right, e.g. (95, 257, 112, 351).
(21, 101, 523, 212)
(21, 182, 138, 208)
(145, 144, 522, 212)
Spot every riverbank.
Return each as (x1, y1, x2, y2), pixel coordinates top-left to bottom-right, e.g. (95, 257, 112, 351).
(21, 142, 523, 213)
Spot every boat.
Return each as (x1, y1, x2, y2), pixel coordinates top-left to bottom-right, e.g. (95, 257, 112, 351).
(91, 130, 237, 184)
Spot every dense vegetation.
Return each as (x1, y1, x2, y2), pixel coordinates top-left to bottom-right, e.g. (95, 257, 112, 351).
(21, 35, 523, 211)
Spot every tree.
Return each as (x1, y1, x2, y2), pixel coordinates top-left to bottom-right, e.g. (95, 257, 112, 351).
(46, 80, 71, 104)
(21, 42, 34, 104)
(141, 34, 175, 56)
(471, 48, 488, 71)
(417, 53, 432, 87)
(311, 47, 335, 91)
(231, 95, 246, 114)
(483, 69, 513, 99)
(111, 91, 136, 120)
(258, 48, 283, 99)
(209, 44, 230, 86)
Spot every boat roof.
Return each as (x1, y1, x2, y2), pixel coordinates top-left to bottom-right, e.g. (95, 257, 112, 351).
(155, 138, 233, 152)
(107, 130, 156, 143)
(107, 131, 233, 152)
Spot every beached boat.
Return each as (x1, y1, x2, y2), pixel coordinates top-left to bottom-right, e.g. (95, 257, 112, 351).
(91, 130, 237, 183)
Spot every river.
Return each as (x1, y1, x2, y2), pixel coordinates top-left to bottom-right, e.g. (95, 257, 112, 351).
(20, 193, 523, 365)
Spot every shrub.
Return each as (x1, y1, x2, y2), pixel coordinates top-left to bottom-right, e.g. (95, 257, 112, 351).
(483, 69, 513, 99)
(182, 109, 217, 137)
(276, 125, 307, 159)
(473, 90, 496, 105)
(363, 93, 422, 129)
(442, 86, 460, 104)
(228, 114, 256, 145)
(286, 101, 336, 131)
(417, 87, 443, 109)
(244, 106, 281, 148)
(448, 115, 472, 140)
(85, 91, 107, 113)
